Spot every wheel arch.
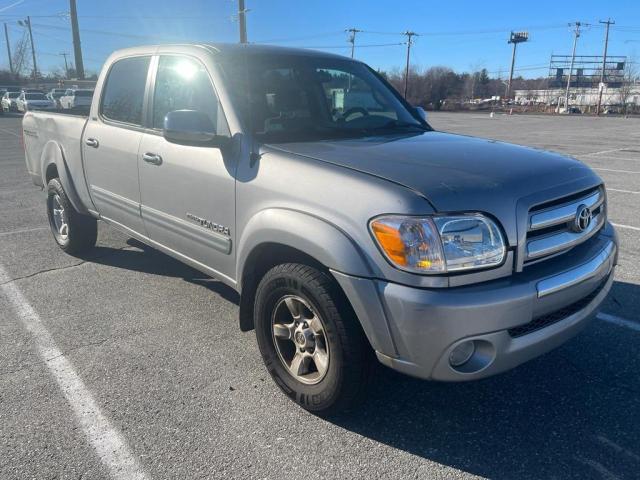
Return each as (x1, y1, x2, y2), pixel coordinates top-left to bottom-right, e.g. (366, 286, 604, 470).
(236, 208, 374, 333)
(40, 140, 89, 215)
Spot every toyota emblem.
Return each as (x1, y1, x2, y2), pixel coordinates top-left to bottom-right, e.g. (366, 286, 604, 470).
(573, 204, 592, 232)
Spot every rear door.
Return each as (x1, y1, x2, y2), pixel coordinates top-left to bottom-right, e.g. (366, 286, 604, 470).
(83, 55, 151, 235)
(138, 54, 236, 280)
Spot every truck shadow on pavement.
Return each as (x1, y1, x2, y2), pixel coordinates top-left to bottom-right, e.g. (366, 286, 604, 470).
(79, 238, 240, 306)
(79, 238, 639, 479)
(326, 279, 640, 480)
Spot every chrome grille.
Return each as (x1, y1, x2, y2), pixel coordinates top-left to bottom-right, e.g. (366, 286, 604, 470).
(524, 187, 605, 264)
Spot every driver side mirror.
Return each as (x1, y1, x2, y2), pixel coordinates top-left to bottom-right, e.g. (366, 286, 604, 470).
(414, 106, 428, 122)
(163, 110, 230, 149)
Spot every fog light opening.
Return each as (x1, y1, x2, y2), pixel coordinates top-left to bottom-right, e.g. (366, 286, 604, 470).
(449, 340, 476, 367)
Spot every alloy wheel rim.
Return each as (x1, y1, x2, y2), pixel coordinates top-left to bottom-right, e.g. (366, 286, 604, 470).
(271, 295, 330, 385)
(51, 194, 69, 240)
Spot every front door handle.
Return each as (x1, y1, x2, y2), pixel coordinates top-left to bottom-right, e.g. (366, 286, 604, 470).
(85, 137, 99, 148)
(142, 152, 163, 166)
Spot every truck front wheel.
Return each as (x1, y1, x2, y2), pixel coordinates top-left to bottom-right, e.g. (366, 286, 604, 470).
(254, 263, 372, 415)
(46, 178, 97, 254)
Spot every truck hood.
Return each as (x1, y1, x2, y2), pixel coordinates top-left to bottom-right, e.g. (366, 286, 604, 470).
(267, 131, 601, 243)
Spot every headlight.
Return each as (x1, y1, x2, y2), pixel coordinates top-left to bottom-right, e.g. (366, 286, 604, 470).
(370, 214, 506, 274)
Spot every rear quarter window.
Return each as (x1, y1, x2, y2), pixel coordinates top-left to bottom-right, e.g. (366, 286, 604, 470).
(100, 56, 150, 125)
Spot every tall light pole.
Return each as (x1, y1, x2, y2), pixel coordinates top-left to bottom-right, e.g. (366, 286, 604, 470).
(238, 0, 248, 43)
(3, 23, 13, 75)
(402, 31, 418, 99)
(564, 22, 582, 114)
(505, 31, 528, 99)
(69, 0, 85, 79)
(596, 19, 614, 115)
(346, 28, 361, 58)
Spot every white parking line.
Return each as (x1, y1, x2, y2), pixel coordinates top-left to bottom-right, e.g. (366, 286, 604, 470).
(612, 222, 640, 232)
(592, 167, 640, 174)
(0, 264, 149, 480)
(0, 126, 21, 138)
(607, 188, 639, 195)
(598, 313, 640, 332)
(583, 147, 629, 156)
(0, 226, 48, 237)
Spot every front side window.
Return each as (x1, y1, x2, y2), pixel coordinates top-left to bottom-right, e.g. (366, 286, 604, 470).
(152, 55, 227, 134)
(221, 54, 428, 142)
(101, 56, 150, 125)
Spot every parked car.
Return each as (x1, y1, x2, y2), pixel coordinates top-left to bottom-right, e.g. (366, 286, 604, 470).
(22, 44, 618, 414)
(59, 89, 94, 109)
(47, 88, 67, 108)
(1, 91, 21, 112)
(16, 92, 57, 112)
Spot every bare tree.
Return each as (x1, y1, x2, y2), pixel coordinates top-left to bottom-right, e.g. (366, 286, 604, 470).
(617, 58, 638, 115)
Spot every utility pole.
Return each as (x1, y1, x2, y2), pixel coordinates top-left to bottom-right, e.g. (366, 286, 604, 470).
(564, 22, 582, 114)
(596, 19, 614, 115)
(60, 52, 69, 78)
(3, 23, 13, 75)
(402, 31, 418, 99)
(238, 0, 248, 43)
(505, 31, 528, 99)
(346, 28, 361, 58)
(69, 0, 85, 79)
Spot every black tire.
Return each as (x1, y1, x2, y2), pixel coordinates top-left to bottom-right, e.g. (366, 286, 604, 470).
(254, 263, 372, 415)
(46, 178, 97, 254)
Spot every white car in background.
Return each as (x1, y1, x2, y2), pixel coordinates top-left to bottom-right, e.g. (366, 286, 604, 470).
(59, 89, 94, 109)
(16, 92, 57, 113)
(1, 91, 21, 112)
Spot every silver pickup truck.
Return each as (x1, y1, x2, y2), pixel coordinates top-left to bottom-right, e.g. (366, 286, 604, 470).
(22, 43, 618, 414)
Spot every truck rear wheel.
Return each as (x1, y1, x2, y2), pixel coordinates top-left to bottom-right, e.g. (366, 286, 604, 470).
(46, 178, 97, 254)
(254, 263, 372, 415)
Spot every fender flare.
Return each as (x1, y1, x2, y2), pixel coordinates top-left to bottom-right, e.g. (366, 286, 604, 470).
(236, 208, 374, 289)
(235, 208, 398, 356)
(40, 140, 89, 215)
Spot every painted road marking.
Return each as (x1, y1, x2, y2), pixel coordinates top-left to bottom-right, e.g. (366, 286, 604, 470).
(592, 167, 640, 174)
(0, 126, 21, 138)
(607, 188, 639, 195)
(0, 226, 48, 237)
(612, 222, 640, 232)
(0, 263, 150, 480)
(583, 147, 630, 157)
(597, 313, 640, 333)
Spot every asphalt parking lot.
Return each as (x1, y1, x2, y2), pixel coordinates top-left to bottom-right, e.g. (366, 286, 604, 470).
(1, 111, 639, 480)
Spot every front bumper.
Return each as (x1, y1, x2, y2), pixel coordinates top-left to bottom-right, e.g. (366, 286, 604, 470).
(333, 222, 618, 381)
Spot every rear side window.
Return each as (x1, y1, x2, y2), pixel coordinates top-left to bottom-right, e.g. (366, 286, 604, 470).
(101, 56, 150, 125)
(152, 55, 228, 134)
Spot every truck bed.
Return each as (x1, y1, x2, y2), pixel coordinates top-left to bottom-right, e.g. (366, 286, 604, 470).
(22, 110, 94, 214)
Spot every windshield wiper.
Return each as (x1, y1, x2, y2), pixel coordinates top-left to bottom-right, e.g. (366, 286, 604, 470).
(373, 120, 428, 131)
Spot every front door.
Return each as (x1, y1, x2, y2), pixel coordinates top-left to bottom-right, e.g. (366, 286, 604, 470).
(138, 54, 236, 281)
(83, 55, 151, 235)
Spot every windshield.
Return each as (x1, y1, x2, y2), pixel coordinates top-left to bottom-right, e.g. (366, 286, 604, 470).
(74, 90, 93, 97)
(26, 93, 46, 100)
(221, 54, 429, 142)
(8, 92, 20, 98)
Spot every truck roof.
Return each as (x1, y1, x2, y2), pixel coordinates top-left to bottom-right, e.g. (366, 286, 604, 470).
(109, 42, 352, 62)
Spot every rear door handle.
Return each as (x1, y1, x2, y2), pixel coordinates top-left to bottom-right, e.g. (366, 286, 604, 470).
(85, 138, 99, 148)
(143, 152, 163, 166)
